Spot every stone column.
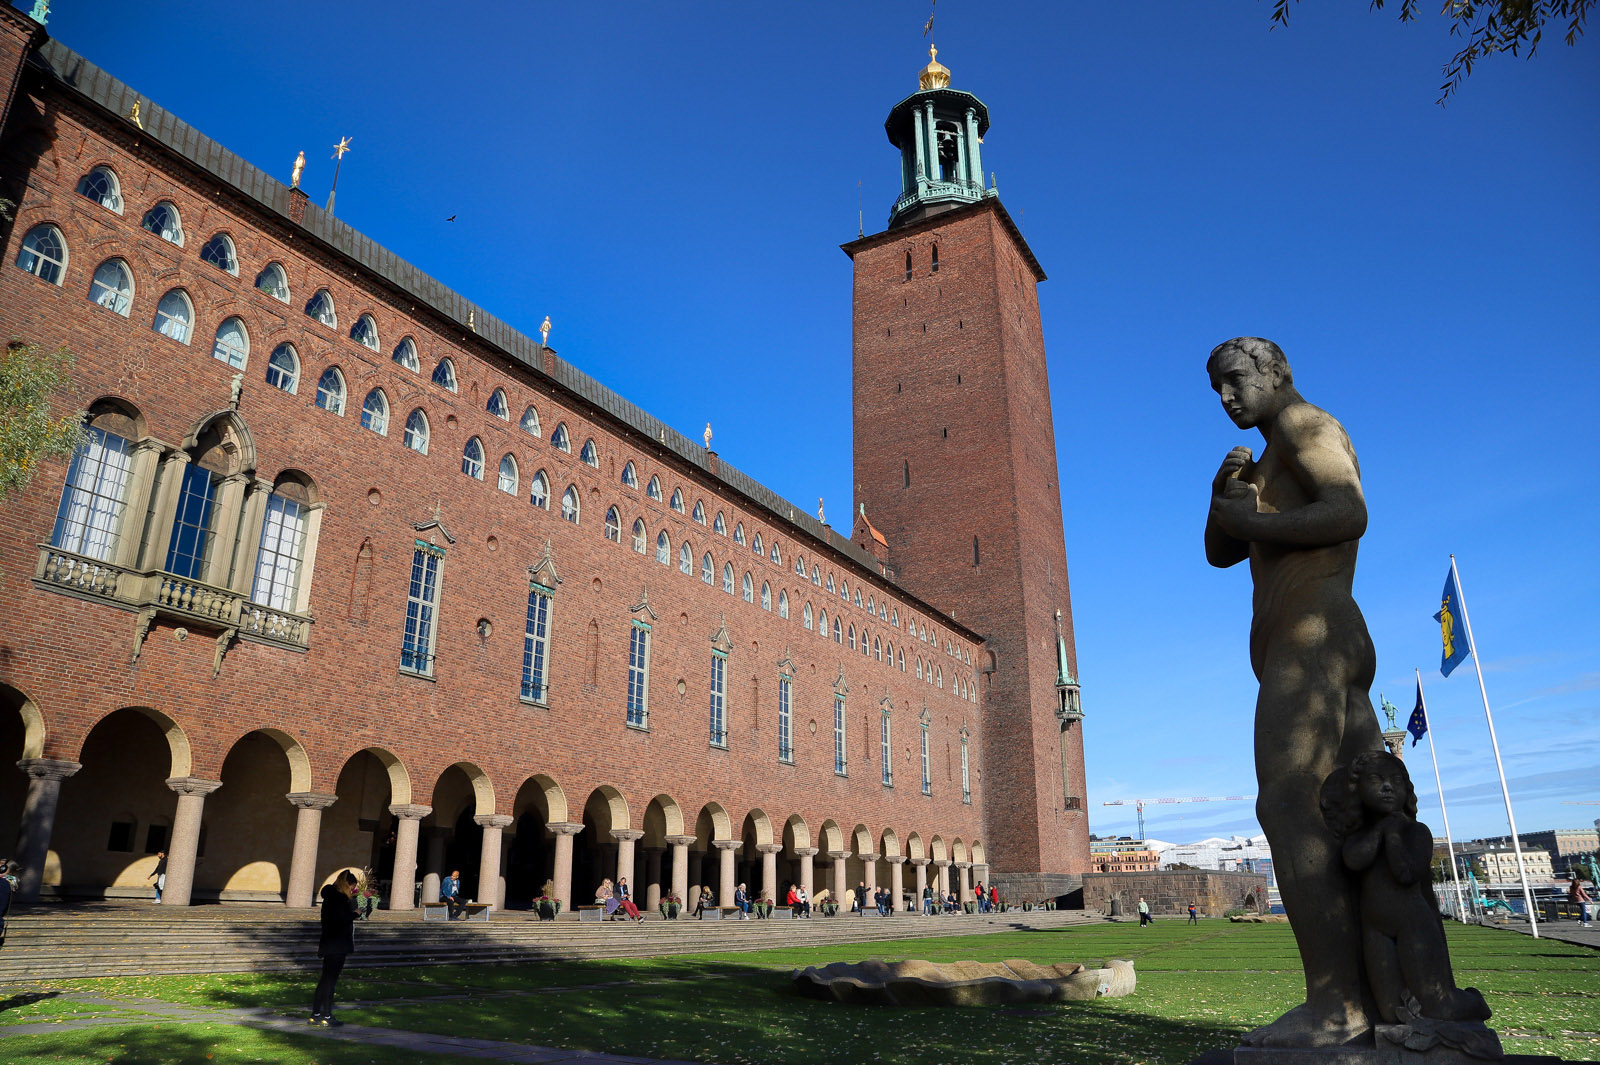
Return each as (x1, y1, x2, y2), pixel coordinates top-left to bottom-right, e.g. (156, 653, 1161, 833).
(612, 828, 643, 890)
(548, 822, 583, 913)
(225, 476, 272, 595)
(643, 846, 664, 910)
(386, 804, 430, 911)
(284, 791, 337, 909)
(202, 472, 250, 589)
(956, 861, 972, 903)
(794, 846, 817, 897)
(475, 814, 512, 909)
(139, 449, 191, 570)
(666, 834, 695, 907)
(911, 858, 929, 912)
(713, 839, 738, 907)
(163, 777, 223, 907)
(420, 828, 447, 904)
(112, 440, 165, 570)
(859, 851, 880, 895)
(887, 855, 906, 912)
(935, 859, 951, 898)
(924, 101, 938, 180)
(964, 107, 984, 187)
(910, 101, 927, 187)
(828, 849, 849, 902)
(13, 758, 80, 902)
(757, 843, 782, 905)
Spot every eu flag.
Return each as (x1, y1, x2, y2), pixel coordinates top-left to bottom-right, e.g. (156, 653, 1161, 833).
(1407, 680, 1428, 747)
(1435, 567, 1472, 677)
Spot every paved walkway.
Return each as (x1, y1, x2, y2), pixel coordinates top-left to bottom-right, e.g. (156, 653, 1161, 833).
(1495, 917, 1600, 950)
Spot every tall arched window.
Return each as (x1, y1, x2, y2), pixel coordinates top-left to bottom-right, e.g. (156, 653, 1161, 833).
(497, 454, 519, 494)
(803, 603, 813, 630)
(733, 522, 745, 545)
(692, 500, 706, 525)
(403, 410, 430, 454)
(679, 541, 692, 574)
(200, 233, 238, 275)
(361, 389, 389, 435)
(50, 416, 135, 562)
(520, 405, 541, 436)
(461, 437, 485, 479)
(760, 581, 771, 610)
(210, 317, 249, 368)
(551, 423, 570, 451)
(315, 367, 346, 414)
(580, 439, 599, 467)
(263, 344, 299, 393)
(432, 358, 458, 392)
(89, 259, 133, 316)
(305, 288, 337, 328)
(778, 589, 789, 619)
(560, 485, 580, 523)
(669, 488, 684, 513)
(349, 313, 379, 350)
(621, 461, 638, 488)
(631, 519, 647, 554)
(741, 572, 753, 602)
(529, 470, 549, 509)
(722, 563, 734, 594)
(752, 532, 764, 555)
(604, 506, 621, 542)
(931, 243, 940, 273)
(141, 202, 184, 245)
(251, 474, 317, 612)
(16, 225, 67, 284)
(255, 262, 289, 301)
(76, 166, 122, 212)
(819, 608, 829, 637)
(152, 289, 193, 343)
(701, 553, 714, 584)
(646, 475, 662, 501)
(656, 530, 670, 564)
(874, 637, 882, 661)
(392, 337, 419, 371)
(487, 388, 509, 419)
(848, 624, 856, 651)
(833, 616, 842, 643)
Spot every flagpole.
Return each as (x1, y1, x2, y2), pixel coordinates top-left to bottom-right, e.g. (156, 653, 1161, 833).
(1417, 668, 1466, 921)
(1449, 554, 1539, 937)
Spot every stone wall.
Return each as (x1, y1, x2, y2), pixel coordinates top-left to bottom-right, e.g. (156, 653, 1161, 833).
(1082, 870, 1268, 917)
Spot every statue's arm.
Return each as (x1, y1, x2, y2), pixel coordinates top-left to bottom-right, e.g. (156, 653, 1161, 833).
(1342, 824, 1382, 871)
(1386, 820, 1430, 885)
(1215, 406, 1367, 548)
(1205, 446, 1252, 568)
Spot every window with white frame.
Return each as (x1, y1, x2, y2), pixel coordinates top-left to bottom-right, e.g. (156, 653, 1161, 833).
(153, 289, 193, 343)
(76, 166, 122, 212)
(833, 693, 847, 776)
(803, 602, 812, 630)
(200, 233, 237, 274)
(50, 425, 133, 561)
(921, 717, 932, 794)
(631, 519, 647, 553)
(670, 488, 684, 513)
(678, 541, 692, 574)
(400, 543, 444, 675)
(733, 522, 745, 545)
(621, 461, 637, 488)
(16, 224, 67, 284)
(350, 313, 379, 350)
(701, 553, 713, 585)
(818, 608, 828, 637)
(521, 580, 554, 703)
(709, 649, 728, 747)
(487, 388, 509, 419)
(627, 621, 651, 727)
(251, 484, 310, 611)
(433, 358, 458, 392)
(551, 423, 570, 451)
(89, 259, 133, 316)
(771, 542, 781, 565)
(833, 617, 842, 643)
(655, 530, 670, 564)
(497, 454, 519, 494)
(826, 573, 835, 593)
(847, 624, 856, 651)
(692, 500, 706, 524)
(960, 732, 971, 804)
(392, 337, 419, 371)
(722, 563, 734, 595)
(777, 589, 788, 619)
(777, 673, 793, 762)
(604, 506, 621, 542)
(713, 511, 726, 535)
(315, 367, 346, 414)
(529, 470, 549, 509)
(560, 485, 579, 523)
(751, 532, 763, 555)
(881, 707, 893, 786)
(646, 475, 662, 500)
(361, 389, 389, 434)
(461, 437, 484, 479)
(142, 202, 184, 245)
(305, 288, 337, 328)
(874, 637, 882, 661)
(211, 317, 249, 368)
(812, 564, 821, 585)
(255, 263, 289, 301)
(743, 574, 754, 604)
(580, 439, 598, 467)
(520, 405, 541, 435)
(266, 343, 299, 393)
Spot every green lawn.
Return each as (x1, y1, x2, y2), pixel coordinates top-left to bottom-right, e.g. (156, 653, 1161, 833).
(2, 921, 1595, 1065)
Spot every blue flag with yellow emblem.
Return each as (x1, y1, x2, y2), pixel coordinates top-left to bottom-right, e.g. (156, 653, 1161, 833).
(1407, 679, 1427, 747)
(1435, 567, 1471, 677)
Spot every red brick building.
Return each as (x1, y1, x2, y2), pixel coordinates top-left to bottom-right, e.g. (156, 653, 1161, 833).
(0, 14, 1083, 910)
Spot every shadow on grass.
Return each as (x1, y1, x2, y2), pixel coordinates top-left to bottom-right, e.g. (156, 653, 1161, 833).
(0, 990, 61, 1014)
(0, 1022, 478, 1065)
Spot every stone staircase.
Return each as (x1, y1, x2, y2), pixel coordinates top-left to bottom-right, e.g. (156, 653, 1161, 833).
(0, 903, 1101, 981)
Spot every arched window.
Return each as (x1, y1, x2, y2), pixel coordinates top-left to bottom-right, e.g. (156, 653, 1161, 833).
(796, 556, 805, 577)
(655, 530, 671, 564)
(758, 580, 769, 609)
(713, 511, 727, 535)
(497, 454, 518, 494)
(826, 573, 836, 594)
(210, 316, 249, 368)
(803, 603, 813, 630)
(841, 579, 849, 601)
(879, 601, 887, 620)
(631, 519, 647, 554)
(854, 588, 863, 608)
(604, 506, 621, 542)
(812, 564, 821, 586)
(403, 405, 431, 454)
(898, 648, 905, 671)
(751, 531, 763, 554)
(76, 166, 122, 212)
(529, 470, 549, 509)
(560, 485, 579, 523)
(141, 201, 183, 244)
(580, 439, 598, 467)
(778, 590, 789, 618)
(361, 389, 389, 434)
(867, 595, 875, 615)
(679, 542, 692, 574)
(392, 337, 419, 371)
(551, 423, 571, 452)
(733, 522, 745, 546)
(771, 542, 781, 564)
(692, 500, 706, 524)
(833, 616, 842, 643)
(315, 367, 346, 414)
(874, 637, 882, 661)
(266, 343, 299, 393)
(904, 250, 912, 281)
(916, 657, 923, 680)
(255, 263, 289, 301)
(251, 474, 317, 613)
(892, 609, 900, 627)
(432, 358, 458, 392)
(931, 243, 939, 273)
(50, 412, 135, 562)
(89, 258, 133, 316)
(461, 437, 485, 479)
(818, 609, 829, 637)
(646, 475, 662, 501)
(349, 313, 379, 350)
(487, 388, 509, 419)
(520, 405, 541, 435)
(621, 461, 638, 488)
(200, 233, 238, 275)
(152, 289, 193, 343)
(848, 624, 856, 651)
(722, 563, 734, 594)
(16, 224, 67, 284)
(701, 552, 714, 584)
(936, 665, 943, 688)
(670, 488, 684, 513)
(305, 288, 337, 328)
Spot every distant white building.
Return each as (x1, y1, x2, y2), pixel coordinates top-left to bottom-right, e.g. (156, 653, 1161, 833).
(1155, 835, 1276, 886)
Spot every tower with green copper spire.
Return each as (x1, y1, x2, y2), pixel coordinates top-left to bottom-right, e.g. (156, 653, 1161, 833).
(884, 45, 993, 228)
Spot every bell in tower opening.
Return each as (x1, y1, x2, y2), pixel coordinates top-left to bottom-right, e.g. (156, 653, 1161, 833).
(885, 46, 994, 229)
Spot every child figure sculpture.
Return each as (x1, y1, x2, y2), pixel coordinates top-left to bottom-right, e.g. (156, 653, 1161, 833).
(1322, 751, 1500, 1058)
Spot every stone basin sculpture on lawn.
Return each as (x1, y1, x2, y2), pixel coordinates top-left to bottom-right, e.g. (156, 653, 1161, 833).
(793, 957, 1136, 1007)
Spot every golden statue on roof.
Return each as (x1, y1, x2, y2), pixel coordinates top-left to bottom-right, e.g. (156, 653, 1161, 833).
(919, 45, 951, 90)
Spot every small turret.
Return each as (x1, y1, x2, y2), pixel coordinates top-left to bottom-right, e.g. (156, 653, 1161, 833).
(883, 46, 992, 228)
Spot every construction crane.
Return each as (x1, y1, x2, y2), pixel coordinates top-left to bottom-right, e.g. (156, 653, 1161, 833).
(1100, 795, 1254, 841)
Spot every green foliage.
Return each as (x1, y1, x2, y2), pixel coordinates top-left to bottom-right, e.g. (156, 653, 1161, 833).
(0, 340, 86, 502)
(1269, 0, 1594, 104)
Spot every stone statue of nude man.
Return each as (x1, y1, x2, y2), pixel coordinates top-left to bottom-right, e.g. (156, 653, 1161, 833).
(1205, 337, 1384, 1048)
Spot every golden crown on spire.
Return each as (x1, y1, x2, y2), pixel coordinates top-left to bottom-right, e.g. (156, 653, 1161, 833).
(919, 44, 951, 90)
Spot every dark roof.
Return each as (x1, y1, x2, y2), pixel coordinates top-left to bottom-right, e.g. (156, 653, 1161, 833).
(25, 37, 985, 645)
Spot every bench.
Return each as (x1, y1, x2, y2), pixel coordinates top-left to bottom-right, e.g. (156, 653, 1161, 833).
(578, 904, 637, 923)
(422, 902, 490, 922)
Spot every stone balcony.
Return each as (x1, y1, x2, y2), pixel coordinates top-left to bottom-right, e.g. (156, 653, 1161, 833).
(33, 545, 312, 658)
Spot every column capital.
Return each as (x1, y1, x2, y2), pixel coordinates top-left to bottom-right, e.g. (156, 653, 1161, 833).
(388, 803, 432, 820)
(885, 855, 907, 865)
(166, 776, 223, 797)
(711, 839, 739, 851)
(286, 791, 338, 810)
(955, 861, 971, 870)
(755, 843, 784, 855)
(18, 758, 81, 782)
(547, 821, 585, 837)
(909, 857, 930, 867)
(857, 851, 880, 862)
(933, 858, 951, 868)
(610, 828, 645, 842)
(474, 814, 513, 830)
(664, 834, 696, 847)
(826, 849, 850, 861)
(793, 846, 818, 857)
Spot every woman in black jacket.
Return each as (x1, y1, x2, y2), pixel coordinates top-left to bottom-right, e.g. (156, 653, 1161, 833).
(311, 870, 358, 1026)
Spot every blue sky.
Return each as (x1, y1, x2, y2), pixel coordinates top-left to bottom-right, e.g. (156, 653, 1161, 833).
(31, 1, 1598, 847)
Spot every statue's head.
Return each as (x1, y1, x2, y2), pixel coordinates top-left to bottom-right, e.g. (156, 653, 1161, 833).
(1321, 750, 1418, 837)
(1208, 337, 1294, 429)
